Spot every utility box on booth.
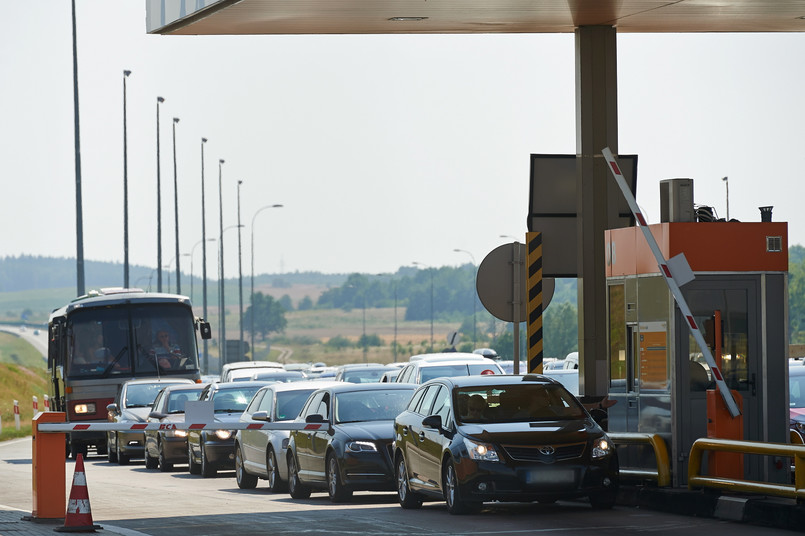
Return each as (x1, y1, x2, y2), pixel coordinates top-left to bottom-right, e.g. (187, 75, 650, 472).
(605, 218, 789, 487)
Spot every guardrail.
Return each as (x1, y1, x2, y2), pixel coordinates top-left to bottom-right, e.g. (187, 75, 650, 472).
(688, 438, 805, 500)
(608, 432, 671, 487)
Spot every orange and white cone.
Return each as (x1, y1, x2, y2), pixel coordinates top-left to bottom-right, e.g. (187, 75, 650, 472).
(55, 453, 102, 532)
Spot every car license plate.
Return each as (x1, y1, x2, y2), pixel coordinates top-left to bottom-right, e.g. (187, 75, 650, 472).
(524, 468, 576, 485)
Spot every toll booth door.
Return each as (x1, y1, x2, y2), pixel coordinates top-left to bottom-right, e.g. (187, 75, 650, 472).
(677, 278, 760, 481)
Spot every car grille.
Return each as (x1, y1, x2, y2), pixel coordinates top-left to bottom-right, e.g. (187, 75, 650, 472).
(501, 442, 586, 462)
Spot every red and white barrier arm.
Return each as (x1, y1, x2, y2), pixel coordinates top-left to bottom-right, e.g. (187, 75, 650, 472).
(36, 421, 327, 433)
(602, 147, 741, 418)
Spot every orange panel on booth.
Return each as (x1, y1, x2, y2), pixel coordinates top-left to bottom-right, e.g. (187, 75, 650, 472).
(706, 389, 744, 479)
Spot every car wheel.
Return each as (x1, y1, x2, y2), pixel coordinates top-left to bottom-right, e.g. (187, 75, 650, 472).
(396, 454, 423, 509)
(117, 438, 130, 465)
(144, 445, 159, 470)
(287, 453, 311, 500)
(444, 459, 480, 515)
(266, 448, 286, 493)
(236, 445, 258, 489)
(200, 441, 216, 478)
(188, 442, 201, 475)
(107, 435, 118, 464)
(158, 440, 173, 472)
(327, 453, 352, 503)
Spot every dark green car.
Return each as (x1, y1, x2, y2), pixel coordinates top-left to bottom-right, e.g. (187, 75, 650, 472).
(393, 374, 619, 514)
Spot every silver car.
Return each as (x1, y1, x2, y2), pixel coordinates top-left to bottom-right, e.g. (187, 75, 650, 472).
(234, 380, 341, 490)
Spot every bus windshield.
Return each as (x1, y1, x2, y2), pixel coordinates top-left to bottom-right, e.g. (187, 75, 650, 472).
(67, 303, 199, 379)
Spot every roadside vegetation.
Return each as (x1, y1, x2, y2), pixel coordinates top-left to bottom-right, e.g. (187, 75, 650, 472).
(0, 332, 48, 440)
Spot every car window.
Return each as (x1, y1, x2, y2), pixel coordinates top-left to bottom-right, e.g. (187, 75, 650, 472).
(300, 392, 324, 419)
(212, 386, 263, 413)
(468, 363, 500, 375)
(420, 365, 470, 383)
(406, 387, 426, 413)
(151, 391, 165, 411)
(247, 389, 268, 413)
(167, 390, 200, 413)
(314, 392, 331, 420)
(396, 365, 411, 383)
(334, 389, 414, 423)
(125, 383, 171, 408)
(431, 385, 451, 423)
(456, 384, 586, 424)
(275, 389, 317, 421)
(417, 385, 440, 416)
(791, 370, 805, 408)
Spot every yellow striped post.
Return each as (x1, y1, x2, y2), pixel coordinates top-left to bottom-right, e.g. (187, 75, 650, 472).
(527, 231, 543, 373)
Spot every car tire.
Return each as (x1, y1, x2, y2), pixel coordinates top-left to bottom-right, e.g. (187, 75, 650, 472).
(287, 453, 311, 500)
(266, 448, 286, 493)
(188, 442, 201, 475)
(158, 441, 173, 472)
(327, 453, 352, 503)
(144, 446, 159, 470)
(200, 441, 216, 478)
(107, 435, 118, 464)
(444, 459, 480, 515)
(117, 438, 130, 465)
(236, 445, 258, 489)
(396, 454, 423, 509)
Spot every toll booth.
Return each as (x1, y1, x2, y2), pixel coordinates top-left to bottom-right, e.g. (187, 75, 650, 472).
(604, 202, 789, 486)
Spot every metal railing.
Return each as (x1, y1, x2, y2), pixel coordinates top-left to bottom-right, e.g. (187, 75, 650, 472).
(688, 438, 805, 500)
(608, 432, 671, 487)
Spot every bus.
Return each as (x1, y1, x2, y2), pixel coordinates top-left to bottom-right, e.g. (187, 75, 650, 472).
(47, 288, 211, 458)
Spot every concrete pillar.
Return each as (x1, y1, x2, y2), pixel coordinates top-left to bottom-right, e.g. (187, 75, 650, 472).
(575, 25, 618, 398)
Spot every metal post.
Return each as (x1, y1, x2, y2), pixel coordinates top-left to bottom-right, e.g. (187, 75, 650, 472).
(71, 0, 85, 297)
(173, 117, 181, 294)
(122, 70, 131, 289)
(723, 176, 729, 221)
(156, 96, 164, 292)
(250, 204, 283, 361)
(201, 138, 209, 372)
(237, 180, 244, 360)
(218, 159, 226, 368)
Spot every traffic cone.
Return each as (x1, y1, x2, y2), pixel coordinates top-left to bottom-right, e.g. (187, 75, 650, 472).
(55, 453, 102, 532)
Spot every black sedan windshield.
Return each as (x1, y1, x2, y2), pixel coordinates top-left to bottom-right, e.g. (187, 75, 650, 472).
(335, 390, 413, 424)
(456, 383, 586, 424)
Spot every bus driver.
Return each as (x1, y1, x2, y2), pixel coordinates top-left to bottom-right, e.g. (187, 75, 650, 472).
(149, 330, 185, 369)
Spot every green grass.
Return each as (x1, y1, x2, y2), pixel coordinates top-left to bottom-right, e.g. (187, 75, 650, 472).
(0, 332, 49, 440)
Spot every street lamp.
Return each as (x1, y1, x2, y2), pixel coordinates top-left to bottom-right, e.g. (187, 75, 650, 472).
(217, 158, 226, 366)
(190, 238, 215, 305)
(122, 69, 131, 288)
(156, 96, 164, 292)
(250, 204, 283, 360)
(172, 117, 181, 294)
(71, 0, 85, 297)
(237, 180, 244, 360)
(453, 248, 477, 347)
(200, 137, 210, 371)
(412, 261, 434, 352)
(723, 176, 729, 221)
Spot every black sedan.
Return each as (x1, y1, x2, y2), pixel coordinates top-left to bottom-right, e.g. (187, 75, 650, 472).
(187, 381, 269, 477)
(393, 374, 619, 514)
(286, 382, 416, 502)
(144, 383, 206, 471)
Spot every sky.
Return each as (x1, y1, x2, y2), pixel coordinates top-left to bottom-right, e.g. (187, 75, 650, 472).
(2, 1, 804, 279)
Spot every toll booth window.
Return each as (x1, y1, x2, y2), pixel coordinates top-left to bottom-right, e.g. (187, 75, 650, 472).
(688, 289, 749, 392)
(609, 284, 627, 391)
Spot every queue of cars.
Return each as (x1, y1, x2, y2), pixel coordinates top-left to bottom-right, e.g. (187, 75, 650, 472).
(104, 352, 618, 515)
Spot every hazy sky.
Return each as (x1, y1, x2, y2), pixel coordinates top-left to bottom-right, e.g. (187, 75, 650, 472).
(2, 1, 804, 278)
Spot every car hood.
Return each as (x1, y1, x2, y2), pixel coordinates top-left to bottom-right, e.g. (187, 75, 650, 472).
(335, 420, 395, 441)
(212, 413, 243, 424)
(120, 407, 151, 423)
(459, 419, 600, 445)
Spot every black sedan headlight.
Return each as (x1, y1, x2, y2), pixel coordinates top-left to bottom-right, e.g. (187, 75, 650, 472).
(462, 437, 499, 462)
(346, 441, 377, 453)
(214, 430, 233, 440)
(591, 437, 614, 459)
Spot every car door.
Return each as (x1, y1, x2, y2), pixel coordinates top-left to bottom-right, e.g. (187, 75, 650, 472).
(295, 391, 324, 477)
(406, 385, 440, 489)
(307, 391, 332, 483)
(241, 388, 270, 470)
(419, 384, 452, 490)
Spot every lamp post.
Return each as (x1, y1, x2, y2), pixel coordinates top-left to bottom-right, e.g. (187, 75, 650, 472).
(190, 238, 215, 305)
(122, 69, 131, 288)
(71, 0, 85, 297)
(723, 176, 729, 221)
(237, 180, 244, 359)
(200, 137, 209, 371)
(250, 204, 283, 360)
(219, 224, 244, 367)
(412, 261, 434, 351)
(453, 248, 477, 347)
(156, 96, 164, 292)
(173, 117, 181, 294)
(217, 159, 226, 367)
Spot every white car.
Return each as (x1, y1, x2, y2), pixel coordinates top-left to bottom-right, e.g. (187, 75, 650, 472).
(234, 380, 341, 491)
(220, 360, 284, 382)
(395, 353, 504, 384)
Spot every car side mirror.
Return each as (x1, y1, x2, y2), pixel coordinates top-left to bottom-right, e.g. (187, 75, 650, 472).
(198, 321, 212, 340)
(422, 414, 442, 431)
(305, 414, 325, 424)
(106, 403, 120, 415)
(148, 411, 166, 420)
(252, 411, 270, 422)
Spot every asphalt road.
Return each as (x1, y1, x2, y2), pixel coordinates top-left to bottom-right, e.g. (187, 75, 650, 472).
(0, 437, 796, 536)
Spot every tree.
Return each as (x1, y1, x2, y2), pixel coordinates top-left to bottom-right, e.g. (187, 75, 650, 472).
(279, 294, 293, 311)
(543, 302, 578, 358)
(298, 296, 313, 311)
(244, 292, 288, 340)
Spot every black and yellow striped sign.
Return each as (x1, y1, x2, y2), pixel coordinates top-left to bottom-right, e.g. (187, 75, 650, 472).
(527, 231, 543, 373)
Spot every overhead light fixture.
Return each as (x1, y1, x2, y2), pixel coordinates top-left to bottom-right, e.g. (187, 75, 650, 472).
(388, 16, 428, 21)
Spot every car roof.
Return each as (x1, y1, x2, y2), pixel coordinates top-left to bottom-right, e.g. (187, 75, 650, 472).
(410, 352, 491, 362)
(209, 380, 273, 390)
(261, 380, 342, 393)
(422, 374, 559, 389)
(414, 357, 500, 367)
(159, 383, 207, 392)
(122, 378, 195, 387)
(222, 360, 284, 371)
(312, 382, 417, 394)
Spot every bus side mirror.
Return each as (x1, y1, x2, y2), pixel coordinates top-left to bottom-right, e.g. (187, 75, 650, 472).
(199, 321, 212, 340)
